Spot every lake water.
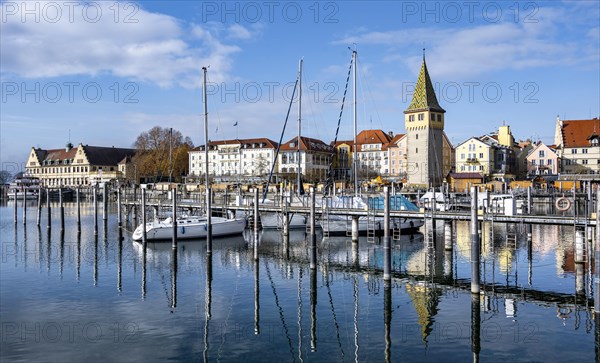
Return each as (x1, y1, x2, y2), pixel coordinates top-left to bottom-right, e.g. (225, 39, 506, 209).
(1, 200, 598, 362)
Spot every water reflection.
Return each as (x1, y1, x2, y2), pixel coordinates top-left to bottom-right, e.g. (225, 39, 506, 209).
(0, 201, 597, 362)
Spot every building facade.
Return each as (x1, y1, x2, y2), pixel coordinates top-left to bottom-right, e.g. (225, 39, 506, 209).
(278, 136, 333, 182)
(25, 143, 136, 186)
(526, 142, 559, 176)
(554, 117, 600, 176)
(189, 138, 278, 180)
(404, 53, 446, 188)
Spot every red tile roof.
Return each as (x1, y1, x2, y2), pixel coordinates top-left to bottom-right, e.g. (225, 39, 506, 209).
(561, 119, 600, 148)
(280, 136, 333, 152)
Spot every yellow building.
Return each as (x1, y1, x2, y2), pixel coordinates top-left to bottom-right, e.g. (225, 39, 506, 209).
(25, 143, 136, 186)
(455, 137, 494, 176)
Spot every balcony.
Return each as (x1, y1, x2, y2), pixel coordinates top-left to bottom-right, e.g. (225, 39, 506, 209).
(466, 158, 479, 164)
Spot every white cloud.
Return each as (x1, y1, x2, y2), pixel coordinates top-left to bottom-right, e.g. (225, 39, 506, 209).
(228, 24, 252, 40)
(333, 3, 598, 80)
(0, 1, 241, 87)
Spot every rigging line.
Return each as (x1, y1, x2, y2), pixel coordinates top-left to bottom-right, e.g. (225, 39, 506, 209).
(263, 76, 300, 203)
(204, 71, 223, 140)
(301, 67, 324, 142)
(325, 54, 354, 194)
(265, 259, 297, 362)
(357, 57, 384, 129)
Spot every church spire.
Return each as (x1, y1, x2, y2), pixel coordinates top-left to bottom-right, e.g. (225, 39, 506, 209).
(404, 52, 445, 114)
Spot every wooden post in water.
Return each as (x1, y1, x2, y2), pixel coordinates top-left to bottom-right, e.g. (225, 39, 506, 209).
(59, 187, 64, 231)
(310, 266, 317, 352)
(206, 187, 213, 254)
(117, 187, 122, 228)
(46, 188, 51, 229)
(253, 188, 259, 261)
(282, 201, 289, 259)
(471, 294, 481, 362)
(527, 186, 532, 214)
(254, 258, 260, 335)
(102, 183, 108, 221)
(133, 185, 138, 226)
(141, 187, 147, 245)
(575, 227, 585, 264)
(310, 187, 317, 270)
(36, 188, 42, 227)
(383, 281, 392, 363)
(13, 189, 17, 224)
(444, 220, 453, 251)
(76, 186, 81, 232)
(172, 188, 178, 249)
(470, 186, 480, 294)
(93, 185, 98, 236)
(383, 186, 391, 282)
(22, 189, 27, 225)
(351, 216, 359, 243)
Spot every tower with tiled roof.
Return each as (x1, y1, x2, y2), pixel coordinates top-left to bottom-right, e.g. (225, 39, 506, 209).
(404, 50, 446, 187)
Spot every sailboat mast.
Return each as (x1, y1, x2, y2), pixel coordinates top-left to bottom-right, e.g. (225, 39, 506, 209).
(202, 66, 212, 245)
(297, 58, 303, 196)
(352, 49, 358, 196)
(169, 127, 173, 183)
(202, 66, 209, 194)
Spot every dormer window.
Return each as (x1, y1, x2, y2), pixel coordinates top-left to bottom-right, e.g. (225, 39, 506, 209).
(591, 138, 599, 146)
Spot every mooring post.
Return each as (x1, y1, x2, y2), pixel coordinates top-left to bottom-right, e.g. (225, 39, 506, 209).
(117, 187, 122, 228)
(76, 186, 81, 232)
(383, 186, 391, 282)
(59, 187, 64, 231)
(471, 294, 481, 362)
(133, 185, 138, 226)
(172, 187, 178, 249)
(310, 187, 317, 270)
(207, 187, 213, 254)
(102, 183, 108, 221)
(254, 258, 260, 335)
(575, 227, 585, 264)
(46, 188, 51, 229)
(470, 186, 480, 294)
(351, 216, 359, 243)
(253, 188, 259, 261)
(527, 186, 532, 214)
(22, 188, 27, 225)
(93, 185, 98, 235)
(13, 189, 17, 224)
(444, 220, 453, 251)
(141, 187, 147, 245)
(282, 200, 289, 259)
(36, 188, 42, 227)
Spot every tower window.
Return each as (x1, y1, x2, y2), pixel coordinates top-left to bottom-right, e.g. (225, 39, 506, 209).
(416, 134, 419, 140)
(430, 114, 435, 121)
(437, 114, 442, 121)
(415, 148, 418, 153)
(418, 113, 424, 121)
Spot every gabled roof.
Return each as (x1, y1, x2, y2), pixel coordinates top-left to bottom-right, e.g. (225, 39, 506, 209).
(331, 140, 354, 151)
(356, 129, 393, 151)
(279, 136, 333, 152)
(404, 53, 445, 114)
(83, 146, 136, 165)
(456, 136, 493, 149)
(561, 119, 600, 148)
(193, 138, 278, 150)
(388, 133, 406, 146)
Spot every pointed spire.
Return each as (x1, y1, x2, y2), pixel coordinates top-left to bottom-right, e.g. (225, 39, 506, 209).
(405, 51, 445, 114)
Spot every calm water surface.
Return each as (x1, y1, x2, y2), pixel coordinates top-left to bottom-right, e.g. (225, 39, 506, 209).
(1, 200, 597, 362)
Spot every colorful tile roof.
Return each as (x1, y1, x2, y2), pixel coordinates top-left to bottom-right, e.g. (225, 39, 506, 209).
(404, 54, 445, 114)
(561, 119, 600, 148)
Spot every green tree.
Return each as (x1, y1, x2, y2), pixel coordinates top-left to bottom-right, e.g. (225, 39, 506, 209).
(0, 170, 12, 184)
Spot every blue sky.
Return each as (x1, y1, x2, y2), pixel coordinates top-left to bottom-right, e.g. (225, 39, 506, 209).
(1, 1, 599, 174)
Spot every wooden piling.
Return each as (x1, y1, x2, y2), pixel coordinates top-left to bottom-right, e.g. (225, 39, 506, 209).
(206, 187, 213, 254)
(310, 267, 317, 352)
(172, 188, 178, 249)
(13, 189, 17, 224)
(59, 187, 64, 231)
(22, 189, 27, 225)
(93, 185, 98, 235)
(351, 216, 359, 243)
(310, 187, 317, 270)
(36, 188, 42, 227)
(117, 187, 122, 228)
(253, 188, 259, 261)
(76, 186, 81, 232)
(470, 186, 480, 294)
(102, 183, 108, 221)
(384, 282, 392, 363)
(141, 187, 147, 245)
(383, 186, 391, 282)
(444, 220, 453, 251)
(46, 188, 51, 229)
(575, 227, 585, 264)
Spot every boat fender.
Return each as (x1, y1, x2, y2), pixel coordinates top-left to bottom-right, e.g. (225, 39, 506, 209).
(555, 197, 571, 212)
(181, 226, 185, 235)
(204, 224, 207, 231)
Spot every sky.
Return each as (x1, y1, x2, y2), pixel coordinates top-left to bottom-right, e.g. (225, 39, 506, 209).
(1, 0, 599, 175)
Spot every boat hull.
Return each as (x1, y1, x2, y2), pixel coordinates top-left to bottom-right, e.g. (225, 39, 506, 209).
(321, 215, 423, 235)
(132, 217, 246, 241)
